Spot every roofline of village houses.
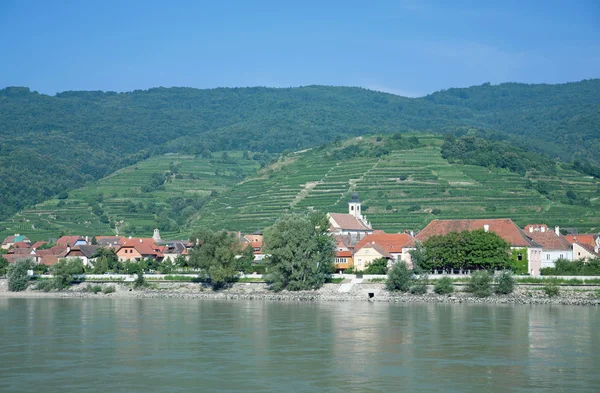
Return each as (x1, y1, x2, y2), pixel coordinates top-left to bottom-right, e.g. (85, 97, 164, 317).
(2, 195, 597, 276)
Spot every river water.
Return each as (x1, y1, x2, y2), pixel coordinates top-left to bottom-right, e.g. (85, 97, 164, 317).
(0, 298, 598, 392)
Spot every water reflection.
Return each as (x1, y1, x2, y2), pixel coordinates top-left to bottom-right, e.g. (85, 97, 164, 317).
(0, 299, 598, 392)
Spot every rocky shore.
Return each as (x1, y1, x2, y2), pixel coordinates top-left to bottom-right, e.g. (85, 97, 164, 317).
(1, 279, 599, 305)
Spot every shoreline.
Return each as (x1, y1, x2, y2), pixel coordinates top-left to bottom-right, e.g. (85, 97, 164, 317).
(1, 281, 599, 305)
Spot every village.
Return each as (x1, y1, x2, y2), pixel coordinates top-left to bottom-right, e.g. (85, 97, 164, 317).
(2, 193, 598, 278)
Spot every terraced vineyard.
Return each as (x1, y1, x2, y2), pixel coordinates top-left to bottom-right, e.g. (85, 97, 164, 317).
(2, 135, 599, 242)
(0, 152, 261, 241)
(193, 135, 600, 234)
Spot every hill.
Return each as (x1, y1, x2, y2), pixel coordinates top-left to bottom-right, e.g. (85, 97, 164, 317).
(0, 151, 266, 241)
(2, 133, 599, 241)
(1, 80, 599, 221)
(191, 134, 600, 234)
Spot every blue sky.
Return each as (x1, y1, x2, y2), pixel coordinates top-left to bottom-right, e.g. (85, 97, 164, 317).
(1, 0, 598, 97)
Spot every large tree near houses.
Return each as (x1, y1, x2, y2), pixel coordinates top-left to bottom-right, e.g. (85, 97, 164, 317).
(263, 212, 335, 291)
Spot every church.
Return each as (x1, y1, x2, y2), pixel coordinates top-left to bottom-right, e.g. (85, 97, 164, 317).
(327, 193, 373, 245)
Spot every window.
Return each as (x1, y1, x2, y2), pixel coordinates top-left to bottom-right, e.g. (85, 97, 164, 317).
(546, 254, 550, 260)
(560, 254, 563, 259)
(517, 253, 523, 261)
(350, 206, 354, 211)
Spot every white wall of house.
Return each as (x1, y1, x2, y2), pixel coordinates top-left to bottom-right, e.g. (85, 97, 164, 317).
(540, 249, 573, 268)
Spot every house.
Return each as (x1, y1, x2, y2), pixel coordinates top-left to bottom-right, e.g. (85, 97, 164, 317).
(565, 234, 600, 260)
(159, 240, 191, 263)
(333, 235, 354, 273)
(56, 236, 88, 247)
(353, 242, 393, 272)
(1, 234, 31, 249)
(242, 233, 265, 261)
(61, 245, 101, 267)
(523, 224, 573, 268)
(407, 218, 543, 276)
(328, 193, 373, 244)
(35, 245, 67, 266)
(95, 236, 125, 248)
(31, 241, 48, 249)
(116, 238, 164, 262)
(353, 231, 414, 265)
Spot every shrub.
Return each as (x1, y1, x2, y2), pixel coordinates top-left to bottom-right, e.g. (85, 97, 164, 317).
(134, 270, 147, 289)
(364, 258, 388, 275)
(467, 271, 492, 298)
(410, 274, 428, 295)
(7, 259, 32, 292)
(406, 204, 421, 212)
(84, 284, 102, 294)
(102, 285, 116, 294)
(494, 270, 515, 294)
(386, 262, 413, 292)
(543, 281, 560, 297)
(434, 277, 454, 295)
(431, 208, 441, 215)
(34, 280, 54, 292)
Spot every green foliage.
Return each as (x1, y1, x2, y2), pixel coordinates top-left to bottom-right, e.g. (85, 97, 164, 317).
(52, 258, 85, 290)
(386, 262, 413, 292)
(364, 258, 388, 275)
(188, 229, 239, 288)
(422, 230, 511, 271)
(7, 258, 32, 291)
(543, 281, 560, 297)
(263, 212, 335, 291)
(102, 285, 116, 294)
(540, 258, 600, 276)
(442, 135, 557, 176)
(134, 270, 147, 289)
(467, 271, 493, 298)
(1, 80, 599, 228)
(433, 277, 454, 295)
(0, 255, 8, 276)
(84, 284, 102, 294)
(494, 271, 515, 294)
(410, 273, 428, 295)
(91, 247, 118, 274)
(510, 248, 528, 274)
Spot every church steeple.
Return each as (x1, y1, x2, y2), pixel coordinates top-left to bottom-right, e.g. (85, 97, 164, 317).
(348, 192, 362, 220)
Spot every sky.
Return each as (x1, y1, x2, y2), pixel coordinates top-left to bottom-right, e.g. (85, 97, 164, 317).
(0, 0, 599, 97)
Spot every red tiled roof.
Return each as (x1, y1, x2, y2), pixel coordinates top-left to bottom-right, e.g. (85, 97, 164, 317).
(119, 238, 164, 257)
(12, 242, 31, 249)
(8, 248, 33, 255)
(354, 232, 413, 253)
(39, 255, 60, 266)
(565, 234, 598, 247)
(413, 219, 538, 248)
(329, 213, 371, 231)
(336, 250, 353, 258)
(4, 254, 30, 263)
(31, 241, 47, 249)
(526, 231, 572, 251)
(56, 236, 86, 246)
(35, 245, 67, 256)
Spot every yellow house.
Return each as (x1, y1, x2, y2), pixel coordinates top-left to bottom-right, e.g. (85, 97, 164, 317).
(353, 242, 392, 272)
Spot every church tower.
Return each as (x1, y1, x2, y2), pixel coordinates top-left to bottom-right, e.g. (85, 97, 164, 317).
(348, 192, 362, 220)
(153, 228, 161, 242)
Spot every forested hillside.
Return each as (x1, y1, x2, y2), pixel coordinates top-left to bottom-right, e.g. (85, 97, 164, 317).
(1, 80, 599, 220)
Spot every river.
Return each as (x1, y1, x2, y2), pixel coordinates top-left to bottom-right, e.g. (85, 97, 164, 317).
(0, 299, 598, 392)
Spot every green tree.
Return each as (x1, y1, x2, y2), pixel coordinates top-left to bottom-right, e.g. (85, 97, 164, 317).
(236, 245, 255, 273)
(263, 212, 335, 291)
(188, 229, 239, 288)
(409, 242, 429, 271)
(52, 258, 85, 290)
(0, 255, 8, 276)
(134, 270, 146, 289)
(91, 247, 118, 274)
(386, 261, 413, 292)
(7, 258, 33, 291)
(364, 257, 388, 274)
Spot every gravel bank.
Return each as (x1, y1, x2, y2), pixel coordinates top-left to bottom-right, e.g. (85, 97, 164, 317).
(1, 280, 599, 305)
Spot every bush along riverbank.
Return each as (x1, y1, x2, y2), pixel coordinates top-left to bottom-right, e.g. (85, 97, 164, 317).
(1, 278, 600, 305)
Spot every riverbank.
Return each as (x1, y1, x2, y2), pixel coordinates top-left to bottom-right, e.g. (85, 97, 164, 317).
(1, 279, 599, 305)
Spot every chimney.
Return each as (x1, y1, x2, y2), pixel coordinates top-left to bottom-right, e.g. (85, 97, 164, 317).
(129, 236, 132, 239)
(140, 239, 143, 243)
(541, 226, 546, 233)
(67, 246, 71, 253)
(555, 226, 560, 236)
(85, 236, 89, 243)
(484, 224, 489, 233)
(529, 226, 533, 233)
